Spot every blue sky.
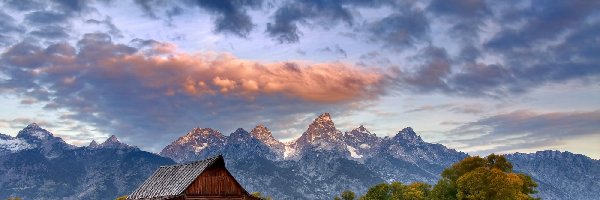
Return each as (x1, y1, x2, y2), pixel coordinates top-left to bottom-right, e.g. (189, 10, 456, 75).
(0, 0, 599, 158)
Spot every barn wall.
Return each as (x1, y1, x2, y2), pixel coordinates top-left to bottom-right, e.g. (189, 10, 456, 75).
(184, 165, 246, 197)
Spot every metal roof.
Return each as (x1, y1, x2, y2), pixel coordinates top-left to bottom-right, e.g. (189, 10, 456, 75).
(127, 155, 222, 200)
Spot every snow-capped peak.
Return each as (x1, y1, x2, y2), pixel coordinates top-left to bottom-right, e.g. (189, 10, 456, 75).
(17, 123, 54, 140)
(0, 133, 33, 154)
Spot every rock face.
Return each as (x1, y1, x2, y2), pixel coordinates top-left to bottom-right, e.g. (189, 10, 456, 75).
(159, 113, 468, 199)
(158, 113, 600, 200)
(0, 124, 175, 200)
(1, 117, 598, 200)
(507, 151, 600, 200)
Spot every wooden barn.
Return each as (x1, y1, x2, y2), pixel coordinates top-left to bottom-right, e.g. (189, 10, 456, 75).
(127, 155, 259, 200)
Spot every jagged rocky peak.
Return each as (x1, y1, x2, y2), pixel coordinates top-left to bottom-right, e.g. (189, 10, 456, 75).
(393, 127, 423, 143)
(251, 124, 275, 140)
(229, 128, 251, 141)
(99, 135, 131, 149)
(89, 140, 99, 148)
(17, 123, 54, 140)
(250, 124, 285, 156)
(187, 127, 224, 138)
(304, 112, 342, 143)
(347, 125, 376, 137)
(172, 127, 226, 147)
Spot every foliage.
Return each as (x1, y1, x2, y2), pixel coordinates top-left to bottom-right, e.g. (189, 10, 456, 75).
(7, 198, 22, 200)
(251, 192, 273, 200)
(432, 154, 538, 200)
(335, 190, 356, 200)
(336, 154, 538, 200)
(356, 181, 431, 200)
(115, 195, 128, 200)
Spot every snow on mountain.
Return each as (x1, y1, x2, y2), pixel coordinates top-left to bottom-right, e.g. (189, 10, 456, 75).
(507, 150, 600, 200)
(344, 125, 382, 161)
(160, 127, 226, 162)
(0, 124, 174, 200)
(0, 133, 33, 155)
(157, 113, 472, 199)
(14, 123, 74, 158)
(287, 113, 348, 159)
(251, 125, 285, 159)
(98, 135, 136, 149)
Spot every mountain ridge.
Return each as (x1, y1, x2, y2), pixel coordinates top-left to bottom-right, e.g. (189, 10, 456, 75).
(1, 116, 598, 200)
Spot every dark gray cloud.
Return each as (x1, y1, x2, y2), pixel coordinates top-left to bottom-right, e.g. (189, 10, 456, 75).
(449, 110, 600, 155)
(24, 11, 70, 25)
(428, 0, 490, 41)
(189, 0, 262, 37)
(0, 33, 385, 150)
(29, 25, 70, 39)
(3, 0, 46, 11)
(266, 0, 390, 43)
(86, 16, 123, 38)
(368, 9, 429, 50)
(486, 0, 600, 53)
(132, 0, 263, 37)
(400, 46, 451, 93)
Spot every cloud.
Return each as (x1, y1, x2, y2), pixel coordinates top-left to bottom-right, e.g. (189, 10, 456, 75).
(485, 0, 599, 53)
(400, 46, 451, 93)
(266, 0, 387, 43)
(0, 33, 386, 150)
(427, 0, 490, 41)
(132, 0, 263, 37)
(448, 110, 600, 155)
(29, 25, 70, 39)
(86, 16, 123, 38)
(368, 9, 429, 50)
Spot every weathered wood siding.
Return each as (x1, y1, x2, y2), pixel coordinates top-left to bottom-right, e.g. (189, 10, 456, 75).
(184, 164, 246, 197)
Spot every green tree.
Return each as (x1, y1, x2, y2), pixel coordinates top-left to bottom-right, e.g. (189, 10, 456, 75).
(431, 154, 538, 200)
(358, 181, 431, 200)
(7, 197, 22, 200)
(341, 190, 356, 200)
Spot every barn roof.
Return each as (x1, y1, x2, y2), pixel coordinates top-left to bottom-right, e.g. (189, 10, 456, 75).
(128, 155, 224, 200)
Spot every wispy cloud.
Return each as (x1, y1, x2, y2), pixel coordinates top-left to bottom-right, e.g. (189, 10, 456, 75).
(447, 110, 600, 155)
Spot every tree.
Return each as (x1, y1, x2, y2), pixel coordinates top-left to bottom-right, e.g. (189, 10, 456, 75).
(431, 154, 538, 200)
(115, 196, 127, 200)
(358, 181, 431, 200)
(341, 190, 356, 200)
(251, 192, 273, 200)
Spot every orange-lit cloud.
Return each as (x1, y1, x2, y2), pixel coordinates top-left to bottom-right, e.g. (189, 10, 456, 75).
(37, 41, 385, 103)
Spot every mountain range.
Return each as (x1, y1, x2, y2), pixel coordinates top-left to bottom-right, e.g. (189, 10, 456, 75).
(1, 114, 599, 199)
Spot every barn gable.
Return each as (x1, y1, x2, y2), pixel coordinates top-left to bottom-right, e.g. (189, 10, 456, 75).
(128, 155, 255, 200)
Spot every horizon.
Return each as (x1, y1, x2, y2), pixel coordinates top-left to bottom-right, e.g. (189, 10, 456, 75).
(3, 114, 599, 160)
(1, 0, 599, 160)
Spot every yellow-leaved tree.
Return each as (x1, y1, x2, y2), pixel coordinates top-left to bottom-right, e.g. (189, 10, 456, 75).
(431, 154, 539, 200)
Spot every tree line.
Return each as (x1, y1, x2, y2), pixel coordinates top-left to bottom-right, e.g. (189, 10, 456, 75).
(330, 154, 539, 200)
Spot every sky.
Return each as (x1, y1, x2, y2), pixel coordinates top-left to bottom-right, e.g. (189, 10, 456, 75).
(0, 0, 599, 159)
